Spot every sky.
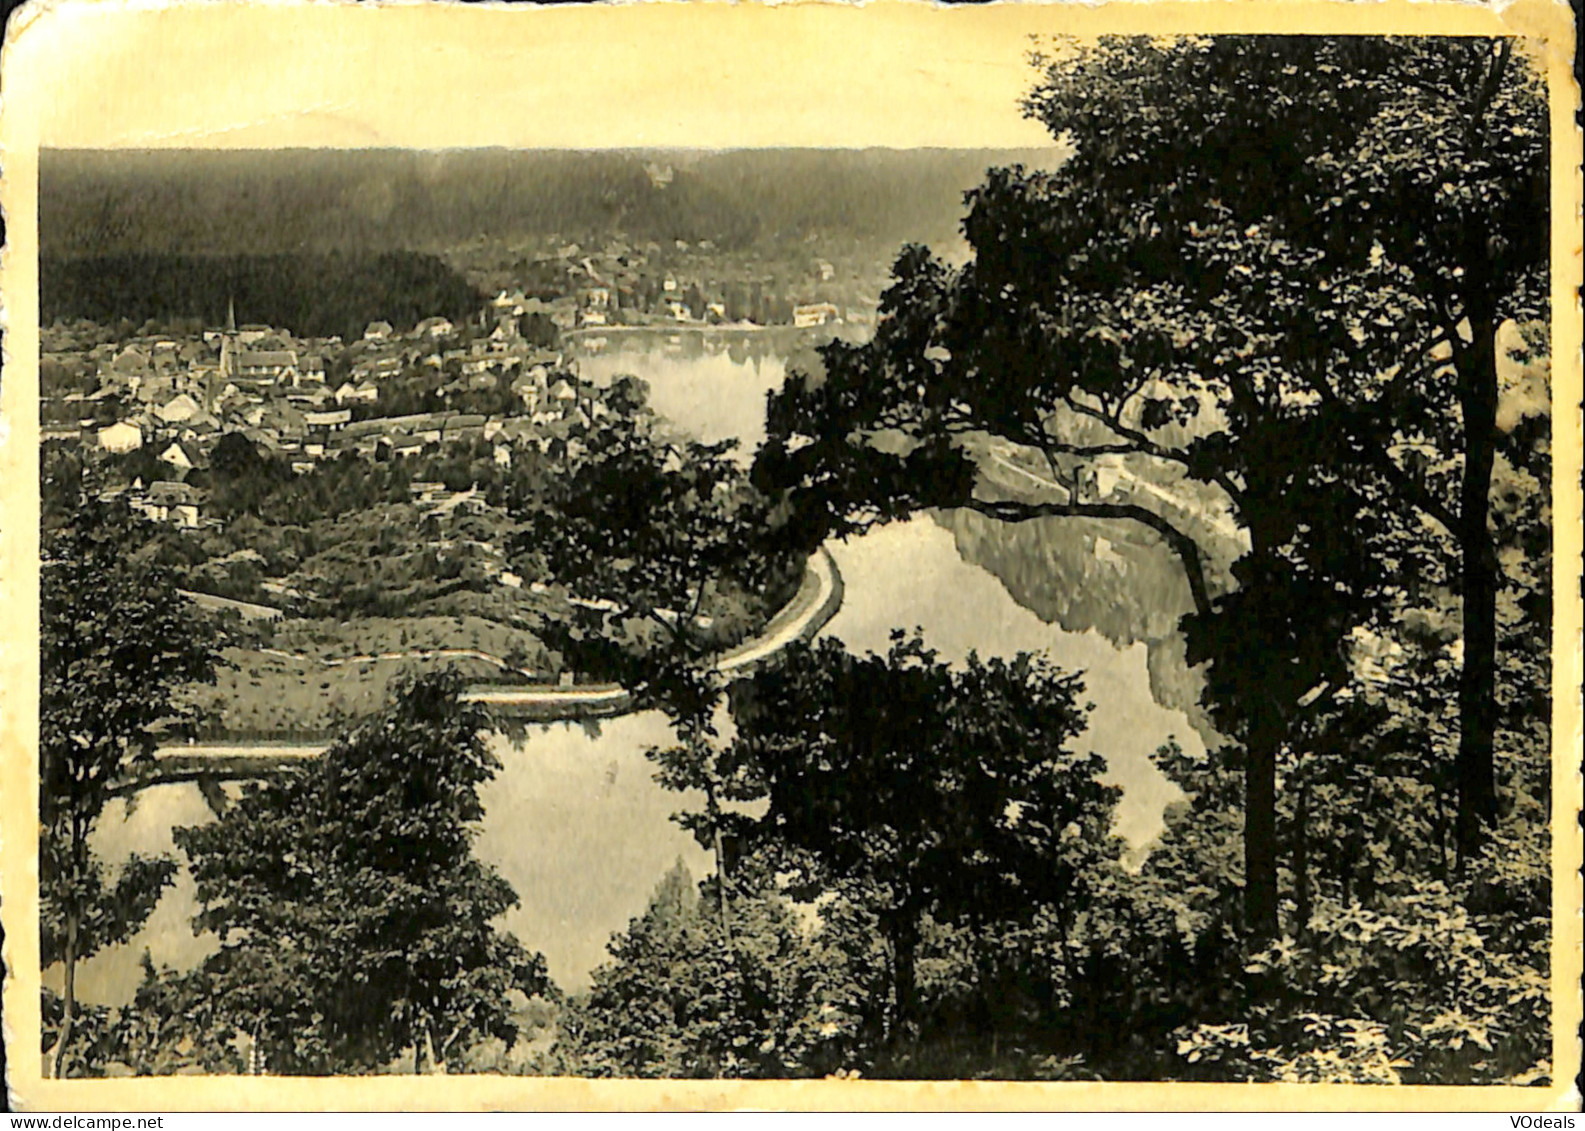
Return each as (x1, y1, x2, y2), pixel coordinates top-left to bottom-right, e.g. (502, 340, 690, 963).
(7, 0, 1533, 156)
(8, 2, 1068, 151)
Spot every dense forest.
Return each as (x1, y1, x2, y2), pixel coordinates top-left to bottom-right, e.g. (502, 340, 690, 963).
(39, 147, 1066, 259)
(40, 251, 481, 342)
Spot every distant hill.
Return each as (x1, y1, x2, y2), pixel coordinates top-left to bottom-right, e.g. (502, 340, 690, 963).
(40, 147, 1068, 259)
(41, 251, 481, 342)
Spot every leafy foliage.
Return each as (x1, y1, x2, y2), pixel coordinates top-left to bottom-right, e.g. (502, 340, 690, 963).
(508, 413, 801, 862)
(561, 859, 848, 1078)
(756, 33, 1549, 942)
(510, 417, 790, 695)
(727, 633, 1121, 1036)
(40, 493, 224, 1076)
(131, 672, 549, 1075)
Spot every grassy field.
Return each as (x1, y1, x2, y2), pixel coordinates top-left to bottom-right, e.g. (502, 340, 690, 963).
(194, 614, 559, 740)
(191, 561, 804, 740)
(270, 614, 553, 667)
(193, 647, 510, 741)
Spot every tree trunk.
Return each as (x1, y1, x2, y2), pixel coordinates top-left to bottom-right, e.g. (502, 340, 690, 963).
(1454, 321, 1500, 866)
(1292, 781, 1311, 940)
(1244, 724, 1279, 944)
(712, 823, 734, 949)
(51, 912, 79, 1080)
(705, 780, 733, 950)
(424, 1024, 446, 1075)
(889, 917, 919, 1040)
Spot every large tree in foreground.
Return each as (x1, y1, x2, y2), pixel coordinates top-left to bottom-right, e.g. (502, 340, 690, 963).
(41, 494, 223, 1077)
(727, 634, 1121, 1037)
(167, 672, 547, 1074)
(755, 36, 1547, 938)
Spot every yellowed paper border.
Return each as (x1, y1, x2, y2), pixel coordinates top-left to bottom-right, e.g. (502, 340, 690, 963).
(1, 0, 1579, 1111)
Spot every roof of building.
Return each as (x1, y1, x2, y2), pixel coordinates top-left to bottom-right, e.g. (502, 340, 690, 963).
(146, 480, 203, 504)
(160, 440, 207, 468)
(304, 408, 353, 425)
(156, 393, 202, 421)
(236, 350, 298, 368)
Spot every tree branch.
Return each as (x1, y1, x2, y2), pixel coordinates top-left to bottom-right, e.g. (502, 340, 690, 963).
(1374, 339, 1459, 409)
(964, 497, 1212, 619)
(1465, 38, 1513, 153)
(1042, 440, 1144, 458)
(1290, 346, 1463, 537)
(1366, 449, 1462, 537)
(1061, 394, 1193, 468)
(1421, 271, 1471, 361)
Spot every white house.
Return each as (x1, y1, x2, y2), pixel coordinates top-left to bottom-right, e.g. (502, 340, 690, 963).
(158, 440, 201, 472)
(304, 408, 353, 431)
(97, 420, 143, 454)
(299, 355, 327, 384)
(793, 303, 841, 329)
(139, 481, 202, 526)
(156, 392, 202, 424)
(335, 381, 379, 405)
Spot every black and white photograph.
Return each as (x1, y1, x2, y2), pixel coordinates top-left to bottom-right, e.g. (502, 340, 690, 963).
(3, 0, 1579, 1108)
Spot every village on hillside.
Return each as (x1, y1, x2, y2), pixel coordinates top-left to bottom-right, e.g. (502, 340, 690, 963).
(39, 290, 819, 742)
(40, 221, 869, 532)
(43, 294, 614, 527)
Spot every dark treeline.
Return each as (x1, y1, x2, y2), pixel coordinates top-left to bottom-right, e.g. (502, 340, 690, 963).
(41, 251, 481, 341)
(40, 147, 1067, 258)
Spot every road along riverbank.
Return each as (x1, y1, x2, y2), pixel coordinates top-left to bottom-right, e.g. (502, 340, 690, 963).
(139, 545, 843, 783)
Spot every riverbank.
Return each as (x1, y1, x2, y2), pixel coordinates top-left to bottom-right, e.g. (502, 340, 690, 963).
(147, 546, 843, 772)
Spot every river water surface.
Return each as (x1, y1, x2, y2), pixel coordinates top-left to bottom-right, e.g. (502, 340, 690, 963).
(73, 329, 1208, 1003)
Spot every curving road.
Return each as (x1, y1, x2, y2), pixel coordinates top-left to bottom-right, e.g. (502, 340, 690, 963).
(464, 544, 842, 716)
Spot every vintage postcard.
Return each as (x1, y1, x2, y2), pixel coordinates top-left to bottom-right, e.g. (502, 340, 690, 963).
(0, 0, 1579, 1112)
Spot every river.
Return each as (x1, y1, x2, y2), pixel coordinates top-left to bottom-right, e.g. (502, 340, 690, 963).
(69, 328, 1210, 1004)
